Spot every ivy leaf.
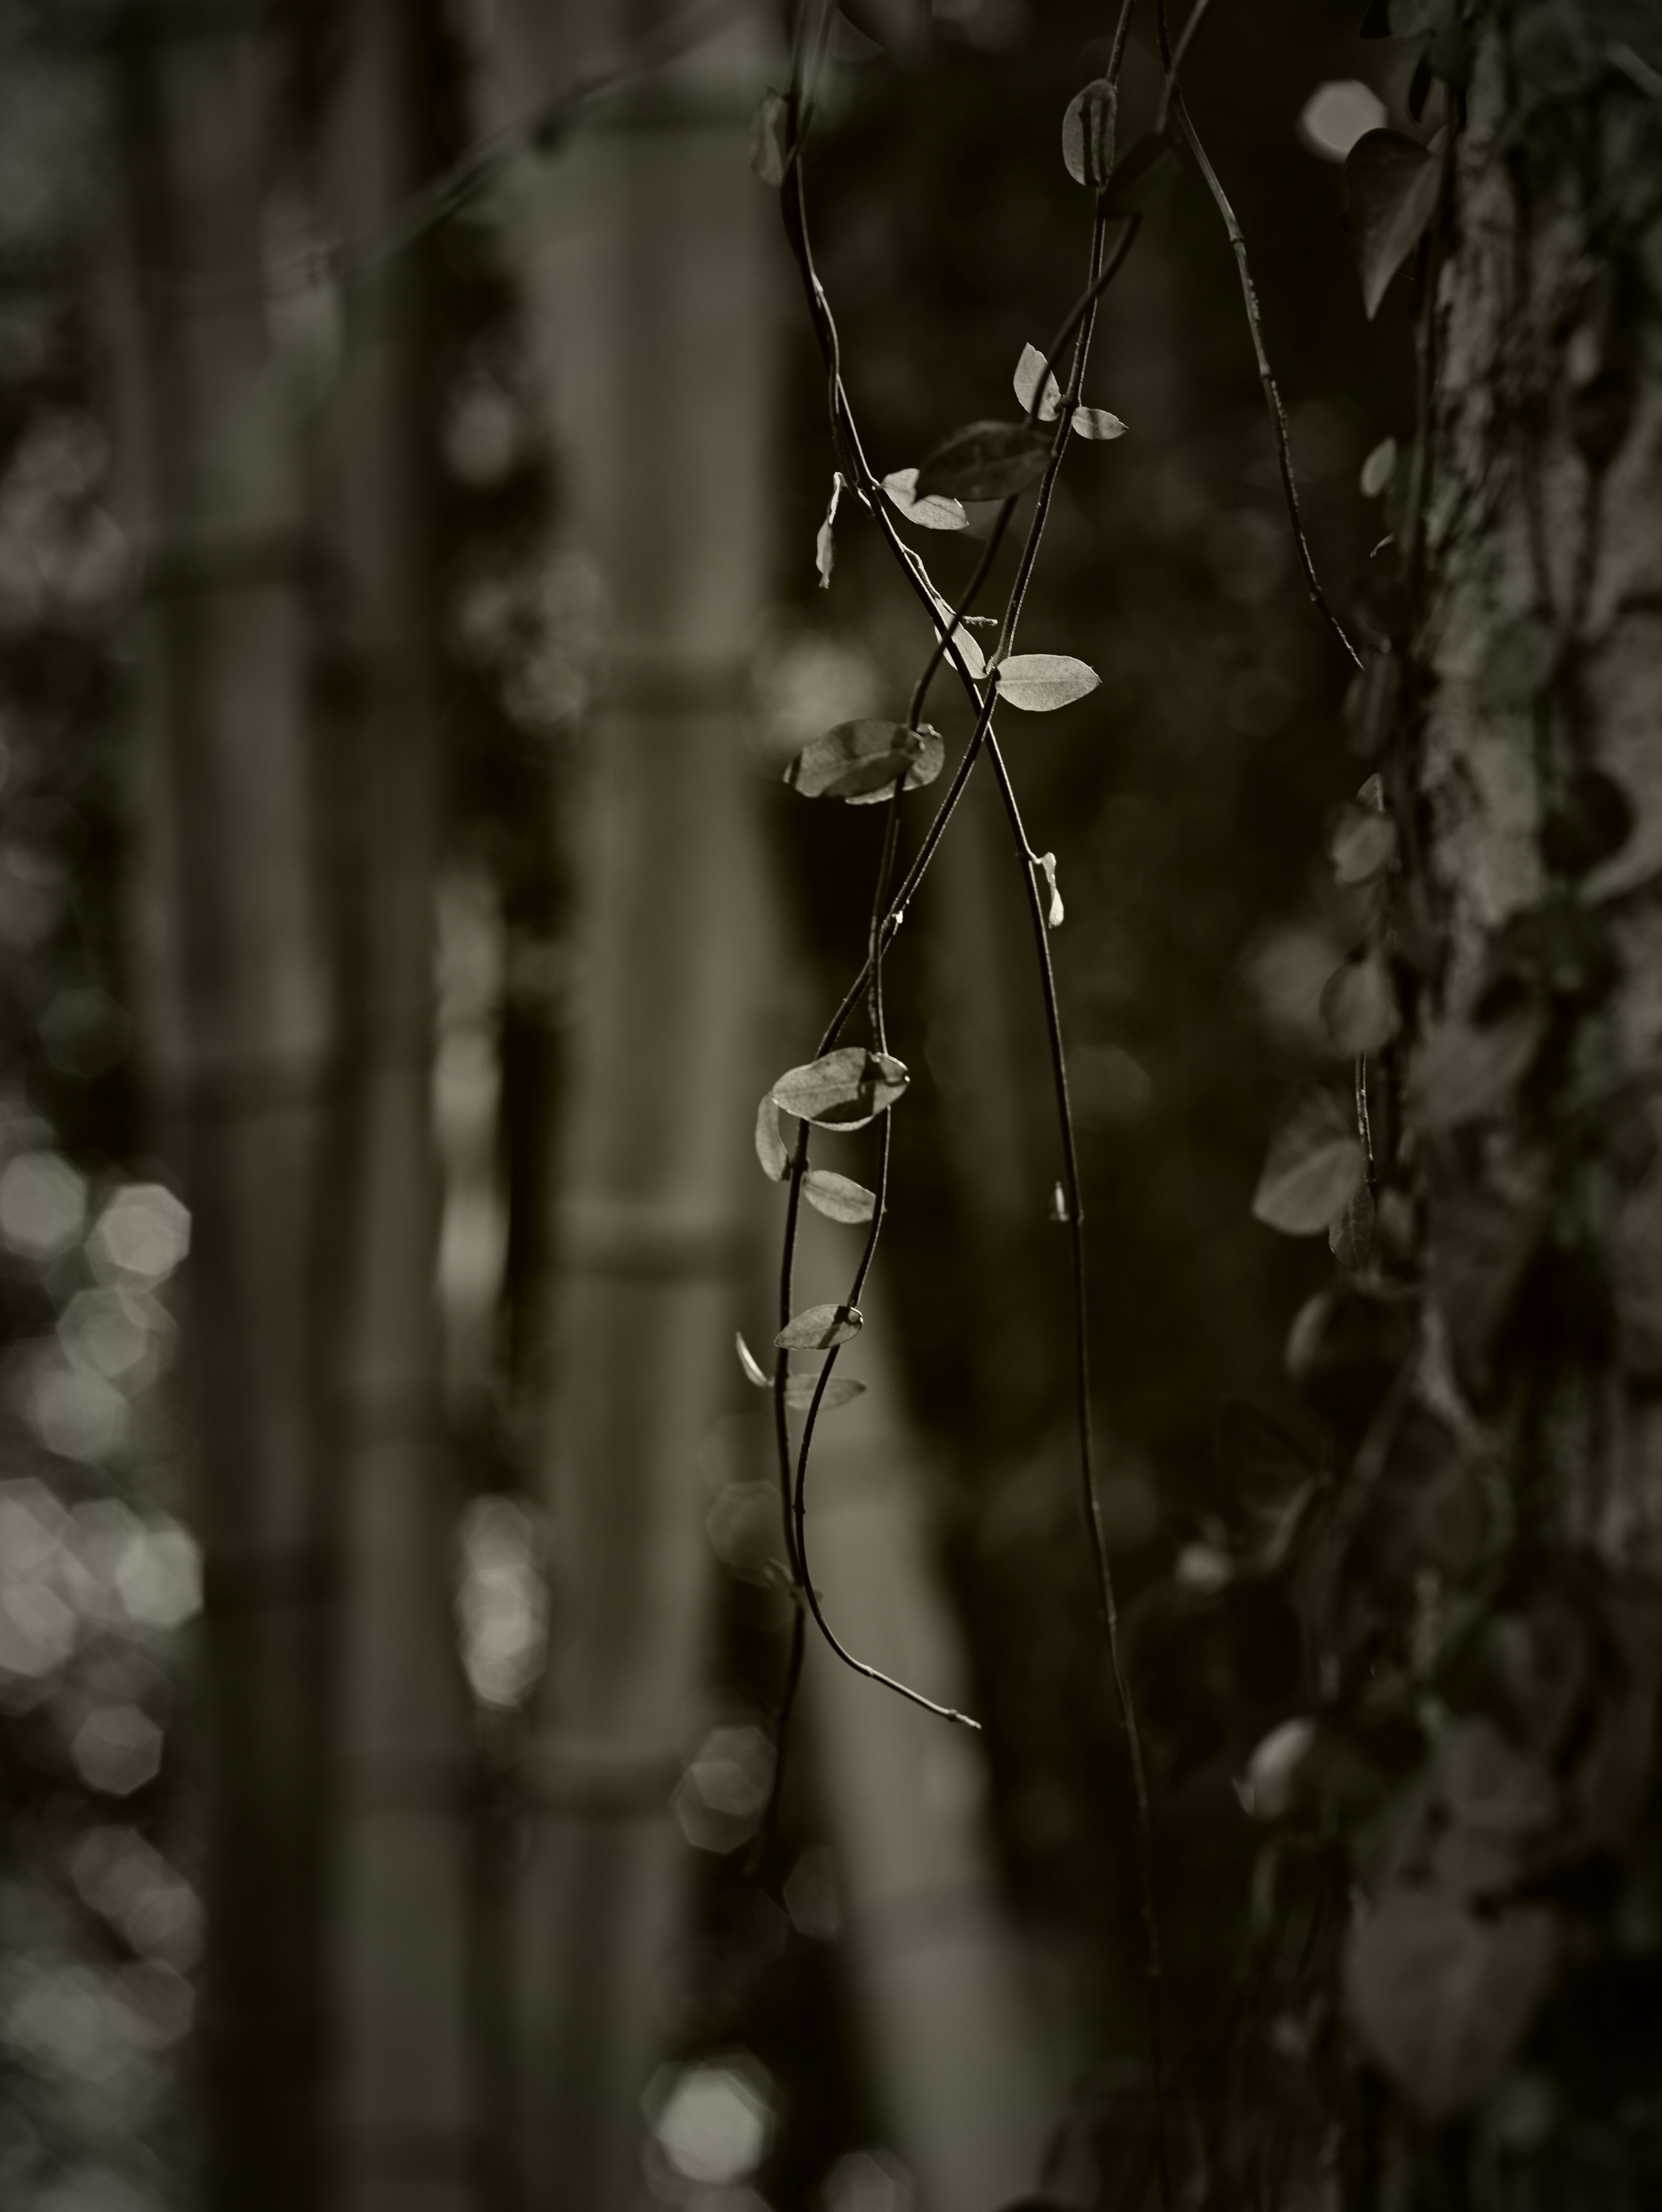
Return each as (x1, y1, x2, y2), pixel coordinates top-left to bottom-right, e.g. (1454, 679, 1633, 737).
(771, 1046, 908, 1130)
(1101, 131, 1183, 218)
(995, 654, 1101, 712)
(1477, 613, 1557, 709)
(775, 1301, 863, 1350)
(804, 1169, 876, 1224)
(880, 466, 968, 531)
(1344, 1890, 1559, 2121)
(916, 420, 1052, 502)
(784, 1373, 866, 1413)
(755, 1094, 790, 1181)
(1062, 76, 1117, 188)
(750, 90, 789, 187)
(736, 1331, 770, 1387)
(1321, 952, 1400, 1054)
(1070, 405, 1127, 441)
(1411, 1006, 1546, 1131)
(1344, 129, 1441, 319)
(1253, 1090, 1366, 1236)
(785, 720, 944, 803)
(1013, 341, 1062, 421)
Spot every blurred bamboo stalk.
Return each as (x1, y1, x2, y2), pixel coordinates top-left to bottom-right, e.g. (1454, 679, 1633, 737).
(113, 6, 334, 2204)
(319, 4, 480, 2207)
(477, 3, 777, 2203)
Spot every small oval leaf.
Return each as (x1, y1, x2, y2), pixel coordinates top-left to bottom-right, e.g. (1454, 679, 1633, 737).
(803, 1169, 876, 1224)
(1330, 804, 1398, 884)
(755, 1094, 790, 1181)
(784, 1373, 866, 1413)
(1070, 405, 1127, 441)
(1062, 76, 1117, 189)
(785, 721, 941, 803)
(880, 466, 968, 531)
(1344, 128, 1440, 319)
(916, 420, 1052, 502)
(1360, 435, 1398, 496)
(775, 1301, 863, 1350)
(771, 1046, 909, 1130)
(995, 653, 1101, 713)
(736, 1331, 770, 1387)
(1252, 1090, 1366, 1236)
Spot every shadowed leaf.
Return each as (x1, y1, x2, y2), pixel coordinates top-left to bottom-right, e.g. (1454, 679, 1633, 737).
(1345, 1891, 1558, 2121)
(1013, 342, 1062, 420)
(1321, 953, 1400, 1054)
(1253, 1089, 1366, 1235)
(1102, 131, 1183, 217)
(1070, 405, 1127, 440)
(804, 1169, 876, 1224)
(916, 420, 1051, 502)
(1330, 1181, 1376, 1270)
(1062, 76, 1117, 187)
(1477, 613, 1557, 709)
(996, 653, 1101, 712)
(784, 1373, 866, 1413)
(785, 721, 944, 803)
(750, 90, 788, 186)
(880, 466, 967, 530)
(1330, 803, 1398, 884)
(1344, 129, 1440, 318)
(1411, 1007, 1546, 1130)
(755, 1094, 790, 1181)
(771, 1046, 908, 1130)
(775, 1302, 863, 1350)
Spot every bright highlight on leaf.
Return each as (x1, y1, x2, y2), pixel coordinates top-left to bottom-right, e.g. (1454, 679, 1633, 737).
(775, 1302, 863, 1351)
(1252, 1089, 1366, 1236)
(803, 1169, 876, 1224)
(770, 1046, 908, 1130)
(880, 466, 967, 531)
(784, 720, 945, 804)
(755, 1095, 790, 1180)
(1037, 852, 1064, 929)
(750, 90, 788, 187)
(1062, 76, 1117, 189)
(1345, 128, 1441, 320)
(916, 420, 1051, 502)
(735, 1331, 769, 1387)
(995, 654, 1101, 713)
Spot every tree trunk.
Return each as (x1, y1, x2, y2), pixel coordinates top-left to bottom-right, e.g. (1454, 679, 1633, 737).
(115, 8, 334, 2204)
(319, 5, 481, 2208)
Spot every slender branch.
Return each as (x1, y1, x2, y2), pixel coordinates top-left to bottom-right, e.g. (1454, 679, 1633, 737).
(1153, 3, 1362, 670)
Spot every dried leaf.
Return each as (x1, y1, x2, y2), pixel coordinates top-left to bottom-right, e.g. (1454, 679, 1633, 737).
(803, 1169, 876, 1224)
(1411, 1006, 1546, 1131)
(771, 1046, 908, 1130)
(1253, 1090, 1366, 1236)
(785, 720, 944, 803)
(1321, 952, 1400, 1054)
(995, 653, 1101, 712)
(881, 465, 967, 531)
(1344, 129, 1440, 319)
(736, 1331, 770, 1387)
(1013, 342, 1062, 421)
(783, 1373, 866, 1413)
(1102, 131, 1183, 218)
(916, 419, 1052, 502)
(755, 1094, 790, 1180)
(750, 90, 789, 187)
(1344, 1891, 1559, 2121)
(775, 1301, 863, 1350)
(1062, 75, 1117, 188)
